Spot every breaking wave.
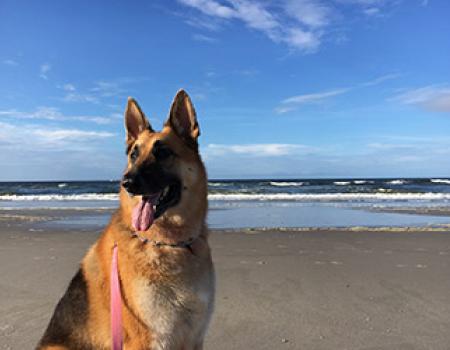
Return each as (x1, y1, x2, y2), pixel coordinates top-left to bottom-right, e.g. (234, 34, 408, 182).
(2, 192, 450, 203)
(430, 179, 450, 185)
(269, 181, 304, 187)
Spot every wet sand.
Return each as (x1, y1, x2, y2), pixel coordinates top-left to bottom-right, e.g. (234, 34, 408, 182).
(1, 211, 450, 349)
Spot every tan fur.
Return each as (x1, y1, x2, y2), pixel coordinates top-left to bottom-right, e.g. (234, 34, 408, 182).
(37, 91, 214, 350)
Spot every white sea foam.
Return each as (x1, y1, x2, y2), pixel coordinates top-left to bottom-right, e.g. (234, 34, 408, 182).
(269, 181, 304, 187)
(353, 180, 374, 185)
(387, 180, 406, 185)
(430, 179, 450, 185)
(58, 183, 67, 188)
(2, 192, 450, 203)
(208, 182, 227, 187)
(0, 194, 119, 201)
(334, 181, 351, 186)
(209, 193, 450, 201)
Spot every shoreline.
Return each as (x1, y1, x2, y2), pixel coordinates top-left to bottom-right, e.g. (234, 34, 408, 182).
(1, 207, 450, 232)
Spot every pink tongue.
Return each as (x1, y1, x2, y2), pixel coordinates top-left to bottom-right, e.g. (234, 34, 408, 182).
(132, 197, 156, 232)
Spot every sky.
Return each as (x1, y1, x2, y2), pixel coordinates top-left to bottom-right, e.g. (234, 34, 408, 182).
(0, 0, 449, 180)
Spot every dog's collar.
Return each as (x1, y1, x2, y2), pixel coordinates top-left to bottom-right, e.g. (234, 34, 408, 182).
(131, 232, 196, 250)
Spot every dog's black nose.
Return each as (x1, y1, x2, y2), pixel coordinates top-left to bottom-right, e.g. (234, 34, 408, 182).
(121, 174, 134, 191)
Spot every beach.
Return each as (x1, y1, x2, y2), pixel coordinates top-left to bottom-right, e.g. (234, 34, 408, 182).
(1, 209, 450, 349)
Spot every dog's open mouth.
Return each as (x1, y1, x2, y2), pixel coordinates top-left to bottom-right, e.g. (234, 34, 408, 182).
(131, 182, 181, 232)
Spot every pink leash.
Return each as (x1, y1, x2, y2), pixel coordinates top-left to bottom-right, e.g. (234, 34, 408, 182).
(111, 243, 123, 350)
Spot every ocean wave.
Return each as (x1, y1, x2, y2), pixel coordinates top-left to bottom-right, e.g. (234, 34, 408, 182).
(58, 183, 68, 188)
(269, 181, 304, 187)
(208, 182, 227, 187)
(334, 181, 351, 186)
(2, 192, 450, 202)
(387, 180, 407, 185)
(0, 194, 119, 201)
(353, 180, 374, 185)
(430, 179, 450, 185)
(208, 193, 450, 201)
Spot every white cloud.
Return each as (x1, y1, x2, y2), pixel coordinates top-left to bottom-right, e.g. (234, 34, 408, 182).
(276, 73, 400, 113)
(280, 27, 321, 52)
(276, 88, 349, 113)
(0, 121, 114, 149)
(0, 122, 120, 180)
(282, 88, 349, 104)
(59, 79, 132, 104)
(361, 73, 400, 87)
(205, 143, 315, 157)
(192, 33, 217, 42)
(178, 0, 326, 52)
(0, 106, 115, 125)
(284, 0, 333, 28)
(177, 0, 409, 52)
(3, 59, 18, 66)
(63, 92, 100, 104)
(32, 129, 114, 141)
(334, 0, 424, 17)
(363, 7, 380, 15)
(63, 83, 76, 91)
(39, 63, 51, 80)
(180, 0, 236, 18)
(90, 81, 124, 97)
(392, 85, 450, 113)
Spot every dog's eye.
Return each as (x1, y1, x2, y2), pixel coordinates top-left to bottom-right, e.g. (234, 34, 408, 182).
(153, 141, 173, 161)
(130, 146, 139, 162)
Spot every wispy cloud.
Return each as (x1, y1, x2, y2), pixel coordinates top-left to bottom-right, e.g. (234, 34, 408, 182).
(392, 85, 450, 113)
(3, 59, 19, 66)
(32, 129, 114, 142)
(0, 106, 117, 125)
(282, 88, 350, 104)
(192, 33, 217, 43)
(360, 73, 401, 87)
(0, 121, 114, 149)
(39, 63, 51, 80)
(283, 0, 333, 28)
(90, 81, 124, 97)
(276, 88, 349, 114)
(176, 0, 410, 52)
(62, 83, 76, 91)
(335, 0, 395, 16)
(59, 79, 137, 104)
(363, 7, 380, 16)
(276, 73, 401, 113)
(205, 143, 316, 157)
(177, 0, 329, 52)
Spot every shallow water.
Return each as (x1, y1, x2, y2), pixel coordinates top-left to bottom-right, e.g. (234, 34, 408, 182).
(33, 201, 450, 230)
(208, 202, 450, 229)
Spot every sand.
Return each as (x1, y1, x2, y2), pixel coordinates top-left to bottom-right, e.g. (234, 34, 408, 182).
(1, 212, 450, 349)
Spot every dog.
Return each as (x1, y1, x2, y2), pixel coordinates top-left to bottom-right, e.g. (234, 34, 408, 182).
(37, 90, 215, 350)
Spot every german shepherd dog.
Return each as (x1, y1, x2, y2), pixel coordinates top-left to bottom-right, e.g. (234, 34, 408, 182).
(37, 90, 215, 350)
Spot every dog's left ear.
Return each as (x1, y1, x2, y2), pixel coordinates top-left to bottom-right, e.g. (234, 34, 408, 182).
(125, 98, 153, 149)
(165, 89, 200, 149)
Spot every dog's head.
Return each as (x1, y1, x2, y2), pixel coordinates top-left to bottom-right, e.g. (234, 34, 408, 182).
(120, 90, 207, 233)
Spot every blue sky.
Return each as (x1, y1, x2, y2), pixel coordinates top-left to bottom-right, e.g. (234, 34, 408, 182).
(1, 0, 449, 180)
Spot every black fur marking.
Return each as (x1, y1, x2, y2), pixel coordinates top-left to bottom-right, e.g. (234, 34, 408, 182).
(37, 268, 94, 350)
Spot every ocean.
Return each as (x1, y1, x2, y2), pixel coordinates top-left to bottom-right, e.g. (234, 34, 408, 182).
(1, 178, 450, 229)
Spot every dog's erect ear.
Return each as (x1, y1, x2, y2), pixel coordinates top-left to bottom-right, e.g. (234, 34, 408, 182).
(125, 98, 152, 147)
(165, 89, 200, 149)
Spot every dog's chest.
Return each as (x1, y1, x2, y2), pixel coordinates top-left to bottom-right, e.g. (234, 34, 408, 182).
(132, 261, 214, 348)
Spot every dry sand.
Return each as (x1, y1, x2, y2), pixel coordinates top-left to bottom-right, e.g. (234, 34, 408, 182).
(1, 212, 450, 349)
